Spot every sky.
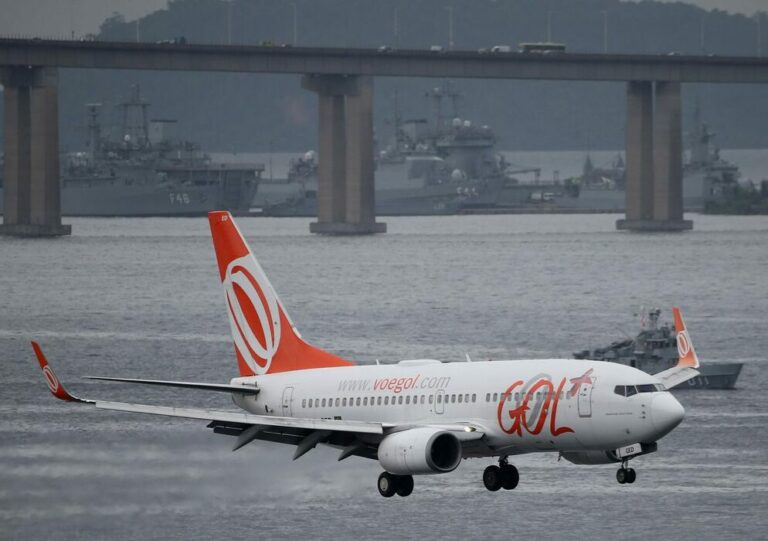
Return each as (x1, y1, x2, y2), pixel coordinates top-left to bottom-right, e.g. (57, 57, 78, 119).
(0, 0, 766, 39)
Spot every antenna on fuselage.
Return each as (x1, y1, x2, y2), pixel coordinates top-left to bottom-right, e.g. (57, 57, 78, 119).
(465, 353, 472, 362)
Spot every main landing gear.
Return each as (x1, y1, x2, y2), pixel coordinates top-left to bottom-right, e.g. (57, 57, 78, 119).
(616, 460, 637, 485)
(378, 472, 414, 498)
(483, 457, 519, 492)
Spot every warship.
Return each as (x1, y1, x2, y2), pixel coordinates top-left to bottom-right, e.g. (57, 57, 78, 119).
(1, 86, 263, 217)
(254, 82, 565, 216)
(553, 106, 742, 212)
(574, 308, 743, 390)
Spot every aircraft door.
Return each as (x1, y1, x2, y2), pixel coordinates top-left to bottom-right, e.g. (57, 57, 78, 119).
(435, 389, 445, 415)
(577, 379, 595, 418)
(281, 386, 294, 417)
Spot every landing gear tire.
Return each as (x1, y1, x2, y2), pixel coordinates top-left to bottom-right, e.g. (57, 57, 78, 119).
(483, 465, 503, 491)
(395, 475, 414, 497)
(616, 468, 627, 484)
(625, 468, 636, 484)
(500, 464, 519, 490)
(378, 472, 397, 498)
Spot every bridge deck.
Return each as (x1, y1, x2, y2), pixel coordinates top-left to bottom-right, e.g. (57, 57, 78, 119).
(1, 38, 768, 83)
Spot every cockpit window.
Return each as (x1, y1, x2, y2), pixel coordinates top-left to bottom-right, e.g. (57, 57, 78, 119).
(614, 385, 638, 397)
(615, 383, 664, 397)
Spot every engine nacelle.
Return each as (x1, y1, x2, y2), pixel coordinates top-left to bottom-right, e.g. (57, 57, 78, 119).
(560, 450, 621, 465)
(378, 428, 462, 475)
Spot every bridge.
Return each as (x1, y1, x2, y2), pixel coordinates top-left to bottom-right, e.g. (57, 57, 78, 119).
(3, 37, 768, 235)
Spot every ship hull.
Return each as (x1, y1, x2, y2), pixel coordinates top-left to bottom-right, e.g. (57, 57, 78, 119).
(255, 160, 466, 216)
(673, 362, 744, 390)
(0, 177, 258, 217)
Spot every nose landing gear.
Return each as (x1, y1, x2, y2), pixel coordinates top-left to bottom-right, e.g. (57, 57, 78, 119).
(616, 460, 637, 484)
(483, 457, 519, 491)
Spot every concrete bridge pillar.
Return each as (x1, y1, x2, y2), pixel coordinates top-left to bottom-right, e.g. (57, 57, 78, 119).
(617, 81, 692, 232)
(302, 74, 385, 235)
(1, 66, 70, 236)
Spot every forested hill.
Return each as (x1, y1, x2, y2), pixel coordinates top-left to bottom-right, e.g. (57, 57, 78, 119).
(50, 0, 768, 151)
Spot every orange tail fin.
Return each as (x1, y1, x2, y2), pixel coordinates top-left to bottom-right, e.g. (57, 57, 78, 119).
(672, 307, 700, 370)
(208, 211, 353, 376)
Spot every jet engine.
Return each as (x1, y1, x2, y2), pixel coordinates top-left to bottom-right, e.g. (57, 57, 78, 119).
(378, 428, 462, 475)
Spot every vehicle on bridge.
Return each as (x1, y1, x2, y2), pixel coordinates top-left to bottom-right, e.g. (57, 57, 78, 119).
(519, 42, 567, 53)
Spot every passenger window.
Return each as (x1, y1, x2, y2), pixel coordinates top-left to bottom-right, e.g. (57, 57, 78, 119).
(625, 386, 637, 397)
(406, 396, 411, 405)
(356, 397, 361, 406)
(321, 398, 326, 407)
(458, 394, 463, 403)
(302, 399, 306, 408)
(451, 394, 456, 403)
(437, 395, 442, 404)
(335, 398, 340, 407)
(515, 392, 520, 401)
(506, 393, 512, 402)
(398, 396, 403, 405)
(342, 398, 347, 407)
(420, 395, 425, 404)
(493, 393, 498, 402)
(377, 397, 382, 405)
(471, 394, 476, 403)
(384, 396, 389, 405)
(363, 397, 368, 406)
(429, 395, 434, 404)
(315, 399, 319, 407)
(485, 393, 490, 402)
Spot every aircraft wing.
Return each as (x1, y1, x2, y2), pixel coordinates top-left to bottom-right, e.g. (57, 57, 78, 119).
(84, 376, 261, 395)
(32, 342, 483, 460)
(654, 307, 701, 389)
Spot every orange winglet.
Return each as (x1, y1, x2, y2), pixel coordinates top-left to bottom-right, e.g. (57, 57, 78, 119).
(672, 308, 700, 370)
(31, 341, 85, 402)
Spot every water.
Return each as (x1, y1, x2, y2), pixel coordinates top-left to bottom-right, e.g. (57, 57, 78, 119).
(2, 214, 768, 540)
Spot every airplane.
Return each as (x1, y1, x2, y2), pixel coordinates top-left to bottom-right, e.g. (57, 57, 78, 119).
(32, 210, 700, 497)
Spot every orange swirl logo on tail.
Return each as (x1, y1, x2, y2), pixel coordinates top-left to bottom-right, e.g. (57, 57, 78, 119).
(677, 330, 691, 358)
(42, 365, 60, 394)
(223, 255, 281, 375)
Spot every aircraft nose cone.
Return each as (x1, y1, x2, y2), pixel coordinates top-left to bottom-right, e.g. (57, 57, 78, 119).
(651, 392, 685, 438)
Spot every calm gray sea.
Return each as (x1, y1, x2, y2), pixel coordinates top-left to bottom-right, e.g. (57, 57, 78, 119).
(2, 214, 767, 540)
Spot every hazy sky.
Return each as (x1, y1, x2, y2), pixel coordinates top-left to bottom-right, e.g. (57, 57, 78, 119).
(0, 0, 765, 38)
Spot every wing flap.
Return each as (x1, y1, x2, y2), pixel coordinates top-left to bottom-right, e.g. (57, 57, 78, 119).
(92, 400, 385, 434)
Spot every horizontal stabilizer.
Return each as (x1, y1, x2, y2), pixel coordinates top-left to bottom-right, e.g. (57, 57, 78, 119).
(85, 376, 260, 395)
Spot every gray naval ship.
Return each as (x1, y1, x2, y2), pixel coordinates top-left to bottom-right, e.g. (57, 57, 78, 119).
(574, 308, 743, 390)
(255, 82, 562, 216)
(549, 106, 741, 212)
(1, 86, 263, 217)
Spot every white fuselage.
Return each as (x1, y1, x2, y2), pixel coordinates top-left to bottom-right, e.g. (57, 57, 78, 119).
(231, 359, 684, 456)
